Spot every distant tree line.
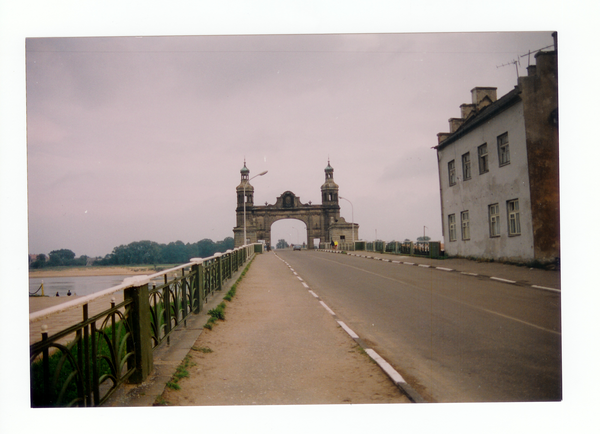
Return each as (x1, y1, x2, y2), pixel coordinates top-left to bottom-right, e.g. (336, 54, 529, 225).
(29, 249, 89, 269)
(29, 237, 234, 268)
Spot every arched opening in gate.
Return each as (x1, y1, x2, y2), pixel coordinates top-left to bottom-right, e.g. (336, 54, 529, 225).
(271, 219, 307, 249)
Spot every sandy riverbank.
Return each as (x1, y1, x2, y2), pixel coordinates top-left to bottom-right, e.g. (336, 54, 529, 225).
(29, 266, 159, 278)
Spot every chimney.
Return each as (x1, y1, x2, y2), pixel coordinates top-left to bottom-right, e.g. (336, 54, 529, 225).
(471, 87, 497, 108)
(527, 64, 537, 77)
(448, 118, 464, 133)
(534, 49, 557, 76)
(460, 103, 476, 119)
(437, 132, 451, 144)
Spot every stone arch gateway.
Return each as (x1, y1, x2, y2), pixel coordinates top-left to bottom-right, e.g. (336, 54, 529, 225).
(233, 161, 359, 249)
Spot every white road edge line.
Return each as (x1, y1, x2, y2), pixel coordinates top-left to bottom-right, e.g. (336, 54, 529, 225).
(337, 321, 359, 339)
(308, 289, 318, 297)
(319, 301, 336, 316)
(364, 349, 406, 384)
(490, 276, 517, 284)
(532, 284, 560, 293)
(296, 276, 303, 282)
(436, 267, 453, 271)
(418, 264, 430, 268)
(461, 272, 478, 276)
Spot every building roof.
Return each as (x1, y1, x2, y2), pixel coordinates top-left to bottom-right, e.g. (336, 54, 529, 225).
(435, 86, 522, 151)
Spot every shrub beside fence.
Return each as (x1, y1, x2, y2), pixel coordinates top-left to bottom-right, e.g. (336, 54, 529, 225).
(29, 244, 257, 407)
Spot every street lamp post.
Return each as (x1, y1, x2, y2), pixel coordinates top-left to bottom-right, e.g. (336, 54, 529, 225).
(339, 196, 354, 251)
(243, 170, 268, 246)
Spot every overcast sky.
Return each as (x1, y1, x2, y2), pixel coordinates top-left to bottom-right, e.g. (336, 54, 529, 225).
(26, 31, 555, 257)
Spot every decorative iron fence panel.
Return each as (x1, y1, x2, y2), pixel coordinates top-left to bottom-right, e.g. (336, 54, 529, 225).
(148, 265, 200, 348)
(30, 244, 256, 407)
(30, 298, 135, 407)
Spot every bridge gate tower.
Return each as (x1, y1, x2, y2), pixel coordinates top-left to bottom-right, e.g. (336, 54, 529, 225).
(233, 160, 359, 249)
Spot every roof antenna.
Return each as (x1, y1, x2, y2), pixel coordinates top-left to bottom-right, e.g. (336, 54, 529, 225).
(496, 57, 520, 80)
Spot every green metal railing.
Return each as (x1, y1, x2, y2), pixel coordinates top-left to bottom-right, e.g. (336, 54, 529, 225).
(29, 244, 257, 407)
(318, 240, 442, 259)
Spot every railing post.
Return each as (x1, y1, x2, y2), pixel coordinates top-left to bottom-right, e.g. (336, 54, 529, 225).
(190, 259, 203, 313)
(181, 269, 188, 326)
(91, 321, 99, 405)
(215, 253, 223, 291)
(163, 274, 173, 344)
(41, 326, 50, 407)
(83, 303, 91, 405)
(228, 250, 233, 278)
(124, 276, 153, 384)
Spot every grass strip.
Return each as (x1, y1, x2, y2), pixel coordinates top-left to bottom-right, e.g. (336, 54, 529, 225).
(203, 257, 254, 330)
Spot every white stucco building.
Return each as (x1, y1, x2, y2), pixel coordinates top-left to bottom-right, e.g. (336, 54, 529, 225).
(435, 45, 558, 264)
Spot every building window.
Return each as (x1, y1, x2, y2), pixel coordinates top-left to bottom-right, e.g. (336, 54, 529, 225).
(462, 152, 471, 180)
(448, 160, 456, 186)
(489, 203, 500, 237)
(507, 199, 521, 236)
(448, 214, 456, 242)
(478, 143, 489, 174)
(461, 211, 470, 240)
(497, 132, 510, 166)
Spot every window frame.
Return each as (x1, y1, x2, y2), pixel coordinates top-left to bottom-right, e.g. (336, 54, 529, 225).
(507, 199, 521, 236)
(489, 203, 500, 237)
(497, 132, 510, 167)
(462, 152, 471, 181)
(461, 210, 470, 241)
(448, 159, 456, 186)
(478, 143, 489, 174)
(448, 214, 456, 242)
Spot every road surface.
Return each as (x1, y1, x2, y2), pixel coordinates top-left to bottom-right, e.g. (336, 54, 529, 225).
(276, 249, 561, 403)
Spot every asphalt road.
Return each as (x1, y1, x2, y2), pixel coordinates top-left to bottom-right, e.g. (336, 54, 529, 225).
(276, 249, 562, 403)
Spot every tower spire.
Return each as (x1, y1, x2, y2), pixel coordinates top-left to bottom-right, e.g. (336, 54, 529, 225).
(240, 159, 250, 181)
(321, 159, 338, 205)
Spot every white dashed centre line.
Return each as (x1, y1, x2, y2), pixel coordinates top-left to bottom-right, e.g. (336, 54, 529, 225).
(319, 301, 336, 316)
(337, 321, 359, 339)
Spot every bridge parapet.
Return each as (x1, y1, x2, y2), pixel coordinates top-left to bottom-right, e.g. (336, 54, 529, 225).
(29, 244, 258, 407)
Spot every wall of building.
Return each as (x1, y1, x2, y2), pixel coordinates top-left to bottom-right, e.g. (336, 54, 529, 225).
(520, 51, 560, 263)
(438, 100, 536, 261)
(329, 218, 359, 244)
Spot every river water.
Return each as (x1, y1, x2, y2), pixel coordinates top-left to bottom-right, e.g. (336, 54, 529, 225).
(29, 275, 132, 297)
